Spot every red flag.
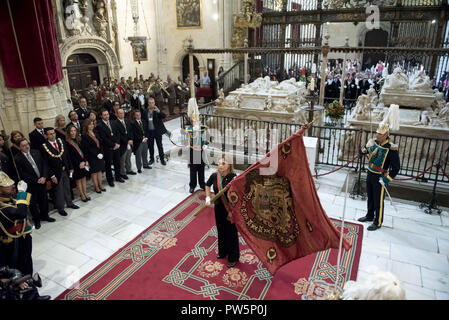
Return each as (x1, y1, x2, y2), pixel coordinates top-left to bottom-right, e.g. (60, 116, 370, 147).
(226, 127, 351, 274)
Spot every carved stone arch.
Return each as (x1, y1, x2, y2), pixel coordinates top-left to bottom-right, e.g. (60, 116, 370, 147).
(173, 49, 206, 80)
(60, 36, 120, 98)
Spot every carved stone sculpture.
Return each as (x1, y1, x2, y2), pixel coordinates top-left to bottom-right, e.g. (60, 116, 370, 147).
(215, 89, 225, 107)
(92, 0, 108, 39)
(432, 90, 446, 115)
(351, 94, 371, 121)
(409, 70, 432, 92)
(383, 67, 408, 91)
(366, 85, 379, 106)
(63, 0, 82, 35)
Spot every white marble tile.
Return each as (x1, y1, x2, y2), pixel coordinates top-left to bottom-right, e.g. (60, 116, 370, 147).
(75, 239, 115, 262)
(358, 252, 391, 272)
(389, 261, 422, 287)
(367, 227, 438, 253)
(95, 217, 131, 236)
(132, 211, 162, 228)
(435, 290, 449, 300)
(39, 276, 67, 300)
(90, 233, 127, 252)
(393, 217, 449, 241)
(402, 283, 436, 300)
(391, 243, 449, 273)
(360, 237, 391, 259)
(33, 253, 84, 288)
(334, 195, 368, 210)
(421, 267, 449, 293)
(44, 243, 91, 268)
(390, 207, 443, 226)
(437, 238, 449, 256)
(112, 223, 147, 243)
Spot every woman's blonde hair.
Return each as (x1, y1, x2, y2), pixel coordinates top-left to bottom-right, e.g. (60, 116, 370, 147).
(54, 114, 65, 127)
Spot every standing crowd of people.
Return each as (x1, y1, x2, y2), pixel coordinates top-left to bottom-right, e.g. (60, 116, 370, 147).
(0, 92, 171, 230)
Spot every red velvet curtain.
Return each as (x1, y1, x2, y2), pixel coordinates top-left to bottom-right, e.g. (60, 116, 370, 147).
(0, 0, 63, 88)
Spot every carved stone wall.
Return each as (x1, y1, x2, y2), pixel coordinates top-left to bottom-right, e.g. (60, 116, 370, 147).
(0, 65, 69, 137)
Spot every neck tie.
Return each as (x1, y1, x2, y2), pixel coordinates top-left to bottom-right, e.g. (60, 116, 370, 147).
(26, 153, 40, 177)
(53, 141, 59, 152)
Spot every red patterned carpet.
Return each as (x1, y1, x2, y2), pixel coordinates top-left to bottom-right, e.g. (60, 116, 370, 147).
(57, 191, 363, 300)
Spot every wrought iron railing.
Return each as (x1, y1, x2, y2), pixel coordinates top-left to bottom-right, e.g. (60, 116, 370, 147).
(216, 61, 244, 95)
(180, 112, 449, 184)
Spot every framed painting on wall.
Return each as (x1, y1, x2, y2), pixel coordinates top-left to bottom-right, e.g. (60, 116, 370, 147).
(176, 0, 202, 29)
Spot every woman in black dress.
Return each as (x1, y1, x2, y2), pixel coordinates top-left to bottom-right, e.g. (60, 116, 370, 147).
(205, 155, 239, 268)
(81, 119, 105, 194)
(66, 125, 90, 202)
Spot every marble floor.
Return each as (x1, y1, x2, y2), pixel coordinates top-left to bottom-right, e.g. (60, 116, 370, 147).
(32, 117, 449, 300)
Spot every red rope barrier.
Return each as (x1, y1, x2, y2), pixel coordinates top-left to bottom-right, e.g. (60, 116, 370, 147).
(441, 167, 449, 181)
(393, 165, 434, 181)
(313, 154, 360, 178)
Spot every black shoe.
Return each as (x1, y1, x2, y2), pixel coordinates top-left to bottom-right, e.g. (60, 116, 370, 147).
(227, 261, 237, 268)
(189, 188, 195, 193)
(68, 204, 79, 209)
(34, 221, 41, 229)
(160, 159, 167, 166)
(358, 216, 374, 223)
(82, 198, 89, 202)
(86, 197, 91, 201)
(121, 175, 129, 180)
(200, 185, 206, 190)
(108, 181, 115, 187)
(149, 159, 154, 165)
(115, 177, 125, 183)
(42, 216, 56, 222)
(367, 224, 381, 231)
(137, 169, 142, 173)
(58, 210, 68, 217)
(143, 165, 152, 169)
(36, 294, 52, 300)
(127, 171, 137, 175)
(101, 188, 106, 192)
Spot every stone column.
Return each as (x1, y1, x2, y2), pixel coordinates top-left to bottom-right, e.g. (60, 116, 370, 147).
(319, 35, 330, 106)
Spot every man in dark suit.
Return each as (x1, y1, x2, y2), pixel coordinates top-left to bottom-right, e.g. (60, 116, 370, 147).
(96, 109, 124, 186)
(142, 97, 167, 166)
(115, 108, 136, 179)
(109, 101, 120, 121)
(102, 91, 114, 114)
(42, 127, 79, 217)
(28, 117, 46, 151)
(360, 76, 370, 95)
(129, 110, 151, 173)
(66, 110, 82, 132)
(14, 139, 55, 229)
(75, 97, 91, 122)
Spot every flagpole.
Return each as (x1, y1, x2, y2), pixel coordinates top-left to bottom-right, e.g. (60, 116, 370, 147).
(328, 168, 350, 299)
(193, 184, 231, 217)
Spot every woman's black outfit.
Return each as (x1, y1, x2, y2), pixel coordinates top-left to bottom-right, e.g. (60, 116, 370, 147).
(80, 133, 105, 174)
(66, 139, 88, 180)
(206, 172, 239, 264)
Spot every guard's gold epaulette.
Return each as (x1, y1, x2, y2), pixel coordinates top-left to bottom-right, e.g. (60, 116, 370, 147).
(389, 143, 398, 151)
